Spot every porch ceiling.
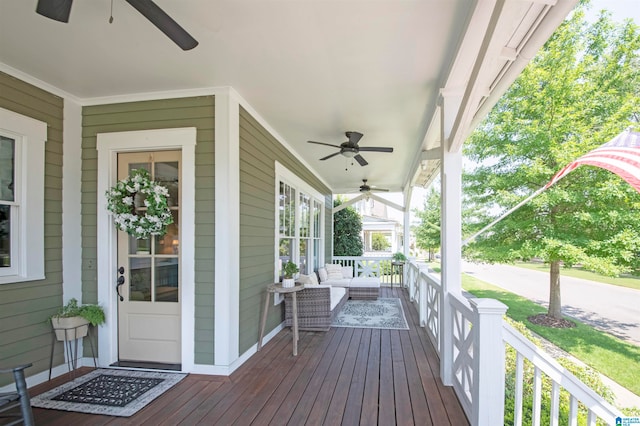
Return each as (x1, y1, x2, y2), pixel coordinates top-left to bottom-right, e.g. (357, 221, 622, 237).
(0, 0, 576, 194)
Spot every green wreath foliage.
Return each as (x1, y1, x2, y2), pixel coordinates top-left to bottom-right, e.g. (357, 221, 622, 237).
(105, 169, 173, 239)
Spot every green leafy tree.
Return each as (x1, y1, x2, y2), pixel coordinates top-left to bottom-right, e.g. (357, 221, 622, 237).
(371, 233, 390, 251)
(413, 187, 441, 260)
(333, 198, 364, 256)
(464, 5, 640, 320)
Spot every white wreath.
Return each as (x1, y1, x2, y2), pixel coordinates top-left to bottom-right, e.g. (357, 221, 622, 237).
(105, 169, 173, 239)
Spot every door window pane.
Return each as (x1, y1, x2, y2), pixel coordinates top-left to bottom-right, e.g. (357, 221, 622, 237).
(129, 257, 151, 301)
(155, 161, 179, 207)
(155, 211, 179, 255)
(155, 258, 178, 302)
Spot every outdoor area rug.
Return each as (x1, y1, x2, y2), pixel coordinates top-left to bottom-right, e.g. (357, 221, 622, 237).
(332, 297, 409, 330)
(30, 368, 187, 417)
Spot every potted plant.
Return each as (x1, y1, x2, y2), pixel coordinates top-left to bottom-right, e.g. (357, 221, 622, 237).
(392, 252, 407, 263)
(50, 298, 106, 341)
(282, 261, 299, 288)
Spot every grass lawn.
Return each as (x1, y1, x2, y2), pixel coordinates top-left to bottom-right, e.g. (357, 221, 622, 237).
(462, 274, 640, 397)
(514, 262, 640, 291)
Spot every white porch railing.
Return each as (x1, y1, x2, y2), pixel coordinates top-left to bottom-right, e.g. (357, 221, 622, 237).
(333, 257, 622, 425)
(331, 256, 402, 285)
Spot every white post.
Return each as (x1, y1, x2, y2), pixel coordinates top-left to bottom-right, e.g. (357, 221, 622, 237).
(440, 142, 463, 385)
(214, 88, 241, 367)
(470, 298, 508, 426)
(439, 89, 464, 385)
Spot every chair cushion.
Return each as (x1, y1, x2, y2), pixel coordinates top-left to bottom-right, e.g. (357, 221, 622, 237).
(318, 267, 328, 282)
(325, 263, 343, 281)
(330, 286, 347, 311)
(341, 266, 353, 279)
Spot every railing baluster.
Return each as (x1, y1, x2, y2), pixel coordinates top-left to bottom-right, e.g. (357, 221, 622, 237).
(515, 353, 524, 426)
(587, 409, 597, 426)
(550, 381, 560, 426)
(532, 366, 541, 426)
(569, 396, 578, 426)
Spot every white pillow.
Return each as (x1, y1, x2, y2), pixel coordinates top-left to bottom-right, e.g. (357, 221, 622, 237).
(325, 263, 343, 281)
(298, 273, 319, 286)
(318, 267, 328, 282)
(341, 266, 353, 279)
(297, 274, 312, 285)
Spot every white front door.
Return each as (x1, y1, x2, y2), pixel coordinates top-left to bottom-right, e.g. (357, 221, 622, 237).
(116, 150, 182, 364)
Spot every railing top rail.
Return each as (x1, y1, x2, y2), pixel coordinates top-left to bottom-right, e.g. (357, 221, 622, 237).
(502, 322, 620, 422)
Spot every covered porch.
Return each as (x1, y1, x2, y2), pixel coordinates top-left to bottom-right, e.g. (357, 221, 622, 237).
(27, 286, 468, 425)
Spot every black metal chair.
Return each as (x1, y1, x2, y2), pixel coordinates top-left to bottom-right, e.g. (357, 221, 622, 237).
(0, 363, 34, 426)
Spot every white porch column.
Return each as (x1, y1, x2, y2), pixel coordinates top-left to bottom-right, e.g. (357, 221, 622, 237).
(469, 298, 508, 426)
(403, 187, 412, 287)
(439, 91, 463, 385)
(62, 99, 83, 303)
(214, 88, 241, 367)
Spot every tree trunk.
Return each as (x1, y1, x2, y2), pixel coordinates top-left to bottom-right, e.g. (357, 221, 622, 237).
(548, 260, 562, 319)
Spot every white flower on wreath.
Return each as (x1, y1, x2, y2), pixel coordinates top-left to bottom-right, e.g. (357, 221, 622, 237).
(105, 169, 174, 239)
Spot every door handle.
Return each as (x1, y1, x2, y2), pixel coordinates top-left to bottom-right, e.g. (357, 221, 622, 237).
(116, 272, 125, 302)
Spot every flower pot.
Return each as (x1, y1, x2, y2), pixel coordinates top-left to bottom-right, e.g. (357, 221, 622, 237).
(282, 278, 295, 288)
(51, 316, 90, 341)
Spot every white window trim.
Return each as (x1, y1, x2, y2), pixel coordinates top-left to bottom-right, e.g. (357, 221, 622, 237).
(0, 108, 46, 284)
(274, 162, 325, 294)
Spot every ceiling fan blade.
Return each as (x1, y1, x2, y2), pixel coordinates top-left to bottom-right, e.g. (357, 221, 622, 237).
(371, 187, 390, 192)
(36, 0, 73, 23)
(354, 154, 368, 166)
(346, 131, 364, 144)
(307, 141, 342, 149)
(358, 147, 394, 153)
(320, 152, 342, 161)
(125, 0, 199, 50)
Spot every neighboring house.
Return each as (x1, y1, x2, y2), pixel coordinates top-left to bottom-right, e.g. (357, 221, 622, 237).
(353, 198, 404, 255)
(0, 1, 579, 407)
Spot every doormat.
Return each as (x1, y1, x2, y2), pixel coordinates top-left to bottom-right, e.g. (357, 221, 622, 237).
(332, 297, 409, 330)
(31, 369, 187, 417)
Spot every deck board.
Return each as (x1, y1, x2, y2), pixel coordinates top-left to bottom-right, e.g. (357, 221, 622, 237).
(26, 287, 469, 425)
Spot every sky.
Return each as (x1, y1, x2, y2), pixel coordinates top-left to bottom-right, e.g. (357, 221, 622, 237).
(587, 0, 639, 24)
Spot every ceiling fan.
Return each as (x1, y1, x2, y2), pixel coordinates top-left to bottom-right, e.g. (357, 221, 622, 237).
(307, 131, 393, 166)
(359, 179, 389, 193)
(36, 0, 199, 50)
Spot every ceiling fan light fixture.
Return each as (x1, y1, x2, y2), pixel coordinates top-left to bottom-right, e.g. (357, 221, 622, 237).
(342, 150, 356, 158)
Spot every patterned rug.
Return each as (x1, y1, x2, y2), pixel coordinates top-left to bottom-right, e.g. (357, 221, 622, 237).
(31, 369, 186, 417)
(332, 297, 409, 330)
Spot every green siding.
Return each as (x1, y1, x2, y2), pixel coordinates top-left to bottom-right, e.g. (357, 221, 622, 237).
(238, 107, 331, 354)
(82, 96, 216, 365)
(0, 72, 64, 386)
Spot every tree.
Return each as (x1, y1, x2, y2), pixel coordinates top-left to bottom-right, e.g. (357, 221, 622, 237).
(371, 233, 390, 251)
(413, 187, 441, 260)
(463, 5, 640, 321)
(333, 198, 364, 256)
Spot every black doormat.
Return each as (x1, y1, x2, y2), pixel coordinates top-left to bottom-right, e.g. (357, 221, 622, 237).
(31, 369, 186, 417)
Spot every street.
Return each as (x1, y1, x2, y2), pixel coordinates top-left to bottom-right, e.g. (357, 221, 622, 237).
(461, 261, 640, 346)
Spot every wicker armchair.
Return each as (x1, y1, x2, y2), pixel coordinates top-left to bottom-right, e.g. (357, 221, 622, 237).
(284, 285, 348, 331)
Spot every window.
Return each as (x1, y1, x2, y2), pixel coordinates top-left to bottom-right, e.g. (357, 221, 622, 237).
(276, 163, 324, 280)
(0, 108, 46, 284)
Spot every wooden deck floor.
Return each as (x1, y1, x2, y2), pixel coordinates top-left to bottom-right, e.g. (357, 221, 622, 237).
(27, 287, 468, 425)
